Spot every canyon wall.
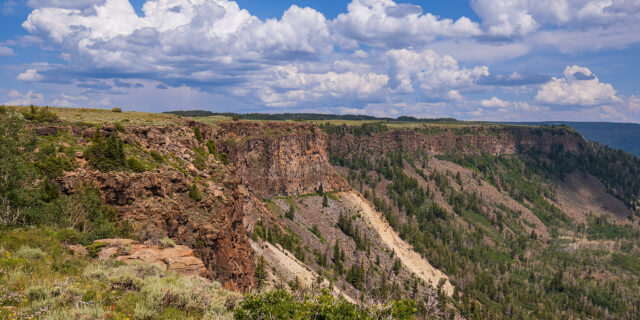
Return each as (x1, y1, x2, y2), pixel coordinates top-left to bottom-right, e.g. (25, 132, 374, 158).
(327, 125, 583, 156)
(44, 120, 589, 293)
(216, 121, 349, 199)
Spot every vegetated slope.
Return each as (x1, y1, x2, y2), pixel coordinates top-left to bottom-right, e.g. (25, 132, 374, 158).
(0, 106, 424, 319)
(248, 190, 454, 317)
(6, 106, 640, 319)
(212, 121, 455, 317)
(324, 122, 640, 319)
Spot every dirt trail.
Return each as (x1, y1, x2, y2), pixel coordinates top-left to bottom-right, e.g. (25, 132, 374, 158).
(340, 191, 454, 296)
(249, 239, 355, 303)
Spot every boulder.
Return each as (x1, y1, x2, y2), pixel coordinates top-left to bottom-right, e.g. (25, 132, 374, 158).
(94, 239, 208, 277)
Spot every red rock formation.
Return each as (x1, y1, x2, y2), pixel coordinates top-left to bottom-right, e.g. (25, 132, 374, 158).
(216, 121, 349, 199)
(95, 239, 208, 277)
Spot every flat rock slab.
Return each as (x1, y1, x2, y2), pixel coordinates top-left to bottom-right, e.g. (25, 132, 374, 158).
(94, 238, 208, 278)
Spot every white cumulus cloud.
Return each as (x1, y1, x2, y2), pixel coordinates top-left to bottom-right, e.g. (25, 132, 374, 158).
(17, 69, 44, 81)
(251, 64, 389, 107)
(384, 49, 488, 95)
(332, 0, 481, 48)
(535, 65, 621, 106)
(481, 97, 510, 108)
(0, 46, 15, 56)
(12, 0, 640, 121)
(471, 0, 640, 38)
(4, 90, 45, 105)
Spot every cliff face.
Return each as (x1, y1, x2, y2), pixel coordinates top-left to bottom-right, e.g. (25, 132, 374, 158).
(216, 121, 349, 199)
(50, 120, 352, 291)
(326, 126, 583, 156)
(53, 123, 256, 290)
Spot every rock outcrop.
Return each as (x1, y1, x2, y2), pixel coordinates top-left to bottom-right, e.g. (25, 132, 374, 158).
(54, 122, 256, 291)
(216, 121, 349, 199)
(94, 239, 208, 277)
(327, 125, 583, 156)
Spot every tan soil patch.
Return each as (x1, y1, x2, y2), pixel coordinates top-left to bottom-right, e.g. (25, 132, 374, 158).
(555, 171, 633, 225)
(249, 239, 355, 303)
(340, 191, 454, 296)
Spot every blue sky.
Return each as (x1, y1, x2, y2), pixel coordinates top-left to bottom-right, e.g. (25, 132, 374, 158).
(1, 0, 639, 122)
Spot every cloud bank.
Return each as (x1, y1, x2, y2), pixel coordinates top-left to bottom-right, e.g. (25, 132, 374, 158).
(3, 0, 639, 122)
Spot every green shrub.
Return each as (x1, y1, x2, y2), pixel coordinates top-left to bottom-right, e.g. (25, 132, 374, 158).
(234, 289, 416, 320)
(51, 187, 120, 243)
(40, 179, 60, 202)
(192, 147, 208, 170)
(35, 154, 75, 178)
(255, 256, 268, 291)
(150, 150, 165, 163)
(218, 153, 229, 165)
(193, 126, 203, 142)
(25, 285, 48, 301)
(21, 105, 58, 123)
(114, 122, 125, 132)
(0, 112, 38, 225)
(133, 270, 238, 320)
(127, 156, 147, 172)
(0, 228, 65, 256)
(189, 184, 203, 202)
(285, 205, 295, 220)
(84, 132, 127, 172)
(205, 140, 217, 155)
(85, 242, 108, 258)
(14, 245, 46, 260)
(54, 228, 84, 244)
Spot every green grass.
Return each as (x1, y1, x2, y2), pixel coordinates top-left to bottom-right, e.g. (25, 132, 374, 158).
(7, 106, 181, 126)
(191, 116, 231, 125)
(0, 227, 239, 320)
(610, 253, 640, 274)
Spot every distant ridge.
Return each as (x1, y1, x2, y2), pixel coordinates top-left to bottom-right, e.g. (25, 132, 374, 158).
(163, 110, 457, 122)
(165, 111, 640, 157)
(506, 121, 640, 157)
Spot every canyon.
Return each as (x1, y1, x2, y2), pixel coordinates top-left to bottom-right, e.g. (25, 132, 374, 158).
(22, 112, 640, 318)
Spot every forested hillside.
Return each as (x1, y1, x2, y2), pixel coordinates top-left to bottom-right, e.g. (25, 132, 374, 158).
(323, 122, 640, 319)
(0, 107, 417, 319)
(2, 106, 640, 319)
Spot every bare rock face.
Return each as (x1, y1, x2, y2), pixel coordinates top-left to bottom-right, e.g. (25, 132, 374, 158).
(56, 123, 256, 291)
(216, 121, 349, 199)
(120, 190, 255, 289)
(327, 126, 583, 156)
(58, 169, 189, 206)
(95, 239, 208, 277)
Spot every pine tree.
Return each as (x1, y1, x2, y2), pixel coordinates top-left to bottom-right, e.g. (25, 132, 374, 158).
(285, 205, 295, 220)
(333, 240, 344, 274)
(255, 256, 268, 291)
